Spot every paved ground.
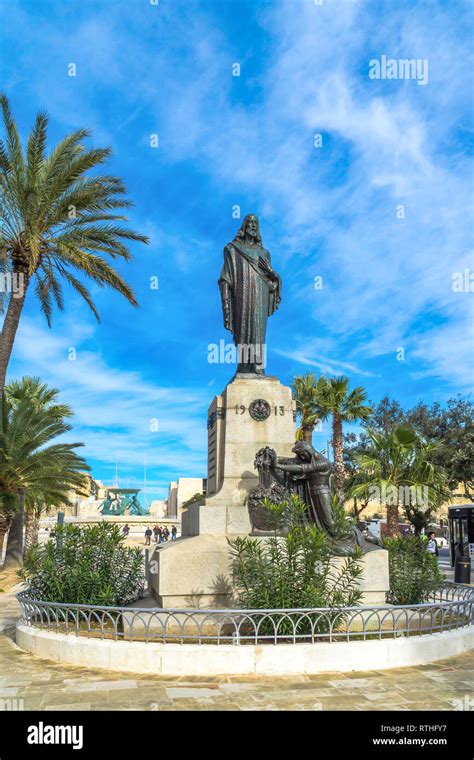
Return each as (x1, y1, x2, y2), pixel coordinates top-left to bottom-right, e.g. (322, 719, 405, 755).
(0, 588, 473, 711)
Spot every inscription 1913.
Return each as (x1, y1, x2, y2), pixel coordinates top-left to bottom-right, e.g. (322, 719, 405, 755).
(234, 404, 285, 416)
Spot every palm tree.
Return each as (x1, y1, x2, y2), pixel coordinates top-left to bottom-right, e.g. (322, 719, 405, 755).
(24, 498, 42, 557)
(0, 95, 148, 394)
(313, 376, 372, 502)
(351, 426, 451, 537)
(0, 493, 17, 560)
(292, 373, 320, 443)
(0, 377, 88, 569)
(23, 490, 76, 557)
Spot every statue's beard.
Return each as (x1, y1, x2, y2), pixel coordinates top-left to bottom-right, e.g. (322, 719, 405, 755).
(244, 232, 258, 245)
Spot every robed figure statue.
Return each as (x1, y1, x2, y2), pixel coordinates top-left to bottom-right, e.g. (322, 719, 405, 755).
(249, 442, 380, 553)
(219, 214, 281, 374)
(274, 442, 336, 535)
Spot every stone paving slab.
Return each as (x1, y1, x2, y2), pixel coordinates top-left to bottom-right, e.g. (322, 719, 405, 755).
(1, 588, 472, 711)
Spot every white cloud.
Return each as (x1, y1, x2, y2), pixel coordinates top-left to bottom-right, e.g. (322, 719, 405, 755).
(10, 318, 209, 492)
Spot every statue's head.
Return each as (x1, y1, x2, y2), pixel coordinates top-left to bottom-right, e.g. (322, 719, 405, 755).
(292, 441, 315, 462)
(254, 445, 277, 470)
(234, 214, 262, 245)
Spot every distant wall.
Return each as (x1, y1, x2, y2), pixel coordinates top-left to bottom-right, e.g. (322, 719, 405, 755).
(176, 477, 205, 519)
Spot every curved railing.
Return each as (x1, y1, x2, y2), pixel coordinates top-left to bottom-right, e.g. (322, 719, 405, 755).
(16, 582, 473, 645)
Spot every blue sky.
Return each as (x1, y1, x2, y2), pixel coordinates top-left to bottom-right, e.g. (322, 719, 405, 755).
(1, 0, 473, 500)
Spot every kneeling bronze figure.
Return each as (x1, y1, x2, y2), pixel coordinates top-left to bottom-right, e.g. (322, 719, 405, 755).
(247, 441, 380, 555)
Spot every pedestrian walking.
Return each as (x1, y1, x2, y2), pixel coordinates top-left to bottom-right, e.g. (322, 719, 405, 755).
(426, 531, 439, 556)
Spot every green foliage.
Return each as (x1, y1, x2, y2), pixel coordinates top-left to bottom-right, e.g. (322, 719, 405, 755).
(20, 522, 145, 605)
(181, 492, 205, 509)
(344, 394, 474, 515)
(292, 373, 372, 446)
(350, 425, 451, 533)
(384, 534, 443, 605)
(228, 495, 363, 634)
(0, 377, 88, 533)
(357, 395, 474, 499)
(406, 395, 474, 498)
(310, 375, 372, 425)
(258, 493, 308, 532)
(0, 490, 17, 514)
(291, 373, 320, 440)
(330, 495, 356, 540)
(0, 93, 148, 323)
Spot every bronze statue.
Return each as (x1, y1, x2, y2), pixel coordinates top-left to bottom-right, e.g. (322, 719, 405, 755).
(219, 215, 281, 375)
(248, 442, 380, 554)
(274, 441, 336, 535)
(247, 447, 289, 533)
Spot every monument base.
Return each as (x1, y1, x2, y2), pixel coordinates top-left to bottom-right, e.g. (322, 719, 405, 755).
(150, 536, 389, 608)
(152, 370, 389, 609)
(205, 374, 296, 507)
(181, 502, 252, 537)
(150, 535, 234, 608)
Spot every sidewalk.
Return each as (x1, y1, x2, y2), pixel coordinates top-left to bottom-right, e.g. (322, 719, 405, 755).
(0, 588, 472, 711)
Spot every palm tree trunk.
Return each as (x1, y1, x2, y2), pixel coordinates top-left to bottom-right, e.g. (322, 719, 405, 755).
(352, 497, 367, 520)
(0, 514, 12, 563)
(3, 490, 25, 569)
(24, 508, 40, 557)
(0, 275, 29, 395)
(386, 502, 399, 537)
(302, 424, 314, 444)
(332, 413, 345, 503)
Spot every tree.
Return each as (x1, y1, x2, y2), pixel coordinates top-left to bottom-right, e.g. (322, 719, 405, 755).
(0, 492, 16, 558)
(23, 491, 72, 557)
(351, 426, 451, 537)
(367, 395, 474, 499)
(313, 376, 372, 502)
(343, 434, 371, 520)
(343, 431, 372, 519)
(0, 95, 148, 394)
(24, 499, 42, 557)
(292, 373, 320, 443)
(367, 396, 406, 432)
(406, 396, 474, 498)
(0, 377, 88, 568)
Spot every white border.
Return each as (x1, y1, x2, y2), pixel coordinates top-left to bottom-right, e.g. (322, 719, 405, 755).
(15, 623, 474, 676)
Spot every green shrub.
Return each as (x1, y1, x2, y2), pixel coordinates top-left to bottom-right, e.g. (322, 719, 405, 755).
(384, 534, 443, 605)
(330, 496, 357, 540)
(182, 492, 205, 509)
(20, 522, 145, 605)
(228, 495, 363, 635)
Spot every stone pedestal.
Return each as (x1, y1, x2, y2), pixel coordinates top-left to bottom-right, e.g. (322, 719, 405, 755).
(150, 535, 233, 608)
(206, 374, 296, 504)
(150, 534, 390, 608)
(182, 374, 296, 538)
